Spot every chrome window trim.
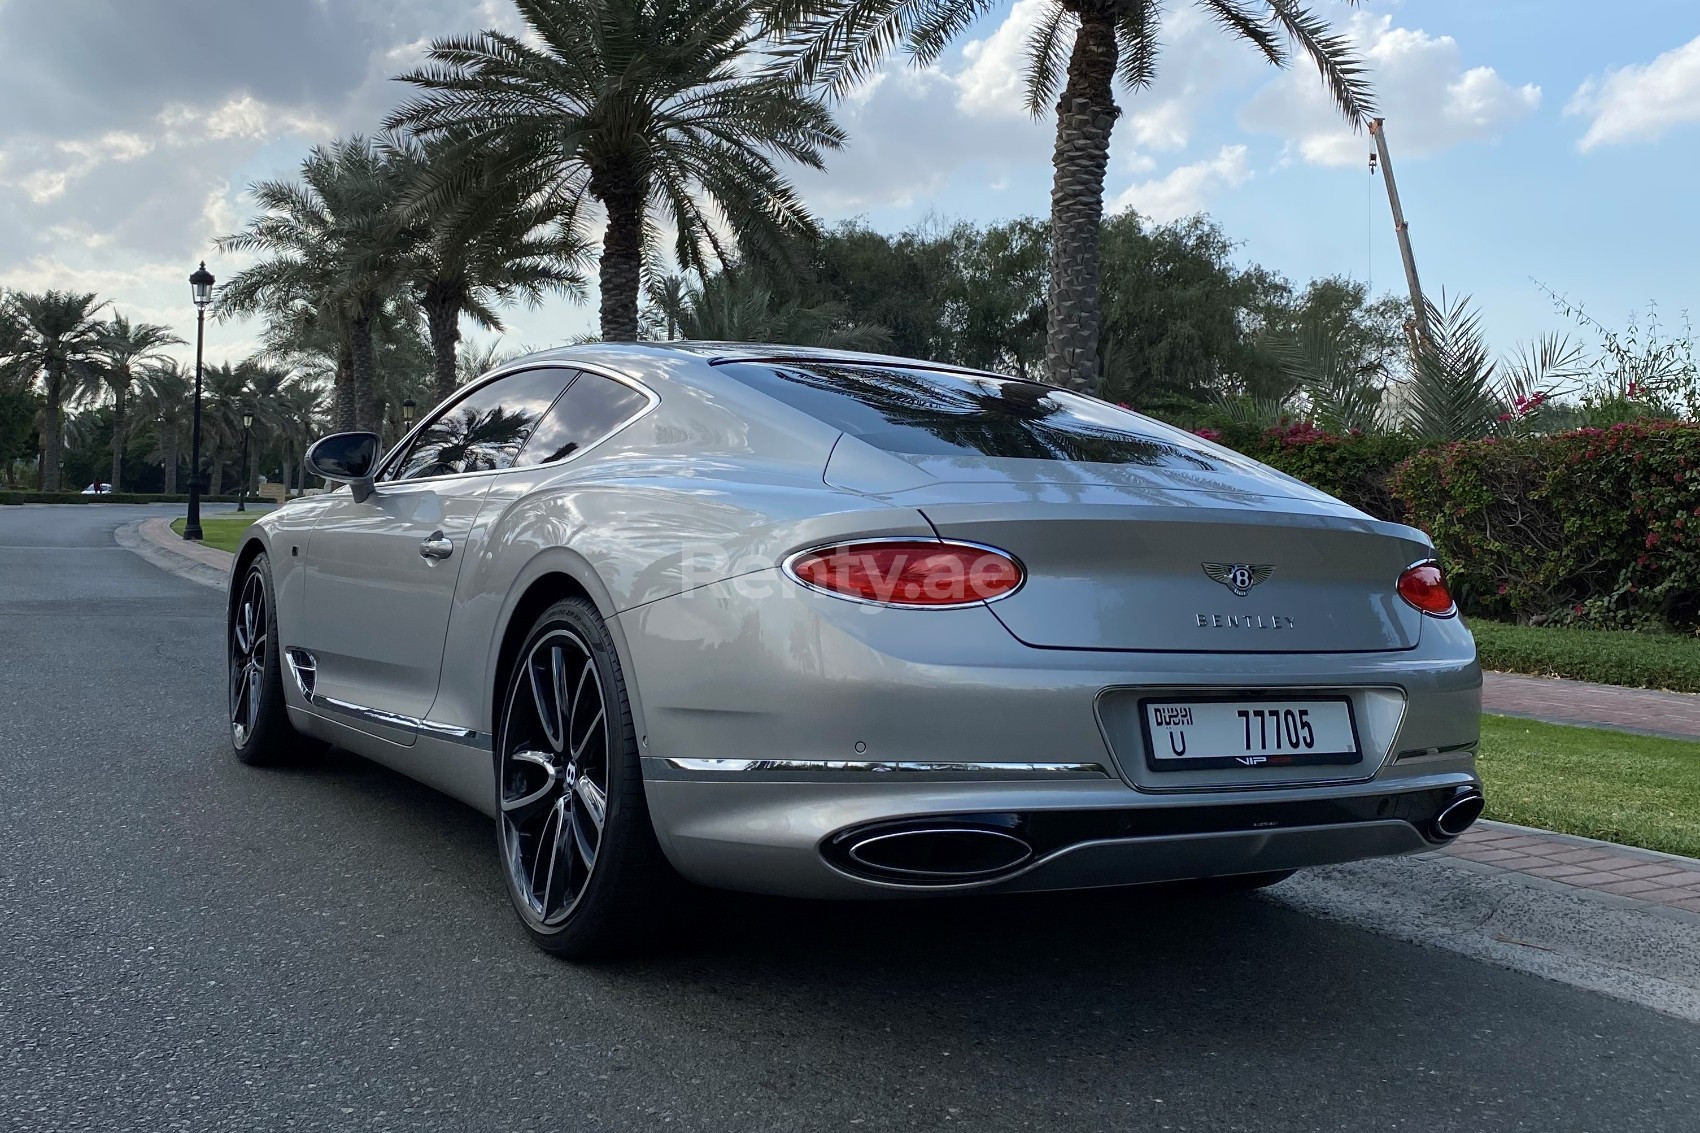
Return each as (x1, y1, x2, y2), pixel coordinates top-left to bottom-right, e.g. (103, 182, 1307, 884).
(374, 360, 659, 486)
(779, 537, 1028, 612)
(664, 758, 1107, 776)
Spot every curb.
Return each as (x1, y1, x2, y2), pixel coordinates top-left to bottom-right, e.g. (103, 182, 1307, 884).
(1474, 818, 1700, 871)
(116, 518, 232, 591)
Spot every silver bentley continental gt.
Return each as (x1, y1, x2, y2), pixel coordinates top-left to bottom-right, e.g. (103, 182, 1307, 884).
(226, 343, 1484, 958)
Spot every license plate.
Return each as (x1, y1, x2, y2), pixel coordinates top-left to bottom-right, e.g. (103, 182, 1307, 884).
(1140, 696, 1361, 771)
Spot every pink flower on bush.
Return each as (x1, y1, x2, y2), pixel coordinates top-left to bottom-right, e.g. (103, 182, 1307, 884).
(1192, 427, 1222, 442)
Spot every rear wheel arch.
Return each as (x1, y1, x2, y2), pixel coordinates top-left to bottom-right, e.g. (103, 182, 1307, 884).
(488, 557, 648, 751)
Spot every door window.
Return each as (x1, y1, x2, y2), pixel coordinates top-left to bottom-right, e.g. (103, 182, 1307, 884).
(388, 368, 576, 481)
(513, 372, 651, 467)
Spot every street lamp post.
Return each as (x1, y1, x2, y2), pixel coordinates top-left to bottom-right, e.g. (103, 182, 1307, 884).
(236, 407, 254, 513)
(401, 398, 418, 432)
(183, 262, 215, 541)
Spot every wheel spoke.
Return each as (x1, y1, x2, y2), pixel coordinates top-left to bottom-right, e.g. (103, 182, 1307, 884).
(573, 775, 606, 835)
(569, 706, 605, 761)
(231, 664, 250, 729)
(244, 668, 260, 734)
(528, 646, 565, 752)
(537, 797, 569, 917)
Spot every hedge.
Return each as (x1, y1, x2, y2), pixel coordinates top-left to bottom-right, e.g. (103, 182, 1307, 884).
(0, 491, 265, 506)
(1195, 419, 1700, 632)
(1393, 422, 1700, 630)
(1208, 422, 1424, 522)
(1469, 619, 1700, 693)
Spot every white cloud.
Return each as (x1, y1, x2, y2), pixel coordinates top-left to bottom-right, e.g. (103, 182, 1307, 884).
(1124, 99, 1191, 152)
(157, 95, 333, 145)
(954, 0, 1050, 119)
(1568, 34, 1700, 151)
(1241, 13, 1539, 166)
(1108, 145, 1251, 222)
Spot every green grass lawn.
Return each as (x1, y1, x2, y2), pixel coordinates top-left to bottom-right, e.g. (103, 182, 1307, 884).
(1469, 619, 1700, 694)
(170, 514, 260, 553)
(1480, 714, 1700, 858)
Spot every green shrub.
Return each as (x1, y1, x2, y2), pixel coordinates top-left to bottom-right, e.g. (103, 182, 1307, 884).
(1207, 422, 1422, 521)
(1470, 619, 1700, 692)
(0, 491, 261, 506)
(1394, 421, 1700, 629)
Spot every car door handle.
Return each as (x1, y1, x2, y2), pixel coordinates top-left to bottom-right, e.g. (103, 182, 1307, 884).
(419, 532, 454, 560)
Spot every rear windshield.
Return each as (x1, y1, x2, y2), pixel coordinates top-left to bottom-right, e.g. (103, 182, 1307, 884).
(716, 361, 1222, 468)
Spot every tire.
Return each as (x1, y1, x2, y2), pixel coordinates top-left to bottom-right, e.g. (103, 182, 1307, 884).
(228, 552, 306, 767)
(494, 596, 681, 960)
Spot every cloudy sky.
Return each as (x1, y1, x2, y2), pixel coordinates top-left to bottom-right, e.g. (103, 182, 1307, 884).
(1, 0, 1697, 368)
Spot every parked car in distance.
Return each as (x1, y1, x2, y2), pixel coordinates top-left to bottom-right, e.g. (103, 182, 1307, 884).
(225, 343, 1484, 959)
(81, 482, 111, 494)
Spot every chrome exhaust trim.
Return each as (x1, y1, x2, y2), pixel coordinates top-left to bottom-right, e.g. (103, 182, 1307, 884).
(1433, 789, 1485, 839)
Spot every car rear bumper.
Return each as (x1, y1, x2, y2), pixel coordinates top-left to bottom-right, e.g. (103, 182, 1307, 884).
(641, 769, 1479, 898)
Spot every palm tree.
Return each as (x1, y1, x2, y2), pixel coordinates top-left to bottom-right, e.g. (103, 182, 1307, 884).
(267, 379, 327, 496)
(648, 267, 890, 348)
(777, 0, 1373, 394)
(130, 361, 195, 493)
(387, 0, 844, 342)
(76, 314, 184, 490)
(386, 135, 593, 401)
(458, 340, 522, 389)
(219, 137, 414, 432)
(4, 290, 107, 490)
(1399, 294, 1504, 441)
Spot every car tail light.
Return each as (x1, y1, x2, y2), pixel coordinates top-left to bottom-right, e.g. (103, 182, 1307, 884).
(1397, 560, 1455, 616)
(785, 540, 1024, 607)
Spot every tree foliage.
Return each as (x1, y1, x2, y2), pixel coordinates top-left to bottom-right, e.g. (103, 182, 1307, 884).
(389, 0, 843, 341)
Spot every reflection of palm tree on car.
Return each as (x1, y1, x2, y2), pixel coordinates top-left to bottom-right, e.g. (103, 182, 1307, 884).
(770, 364, 1212, 468)
(411, 404, 540, 475)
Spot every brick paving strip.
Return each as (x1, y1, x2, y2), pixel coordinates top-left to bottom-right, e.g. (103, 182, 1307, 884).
(1442, 821, 1700, 920)
(119, 522, 1700, 914)
(1483, 669, 1700, 740)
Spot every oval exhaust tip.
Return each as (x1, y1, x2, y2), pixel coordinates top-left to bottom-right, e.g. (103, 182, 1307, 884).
(846, 827, 1033, 880)
(1434, 791, 1486, 839)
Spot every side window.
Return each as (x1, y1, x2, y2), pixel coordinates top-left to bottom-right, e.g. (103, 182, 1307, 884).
(389, 368, 576, 481)
(513, 372, 650, 467)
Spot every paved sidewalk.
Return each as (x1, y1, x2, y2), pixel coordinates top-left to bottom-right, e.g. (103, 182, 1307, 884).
(1483, 670, 1700, 740)
(1441, 821, 1700, 918)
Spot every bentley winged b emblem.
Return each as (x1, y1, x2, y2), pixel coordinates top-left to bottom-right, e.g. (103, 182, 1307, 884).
(1202, 562, 1275, 597)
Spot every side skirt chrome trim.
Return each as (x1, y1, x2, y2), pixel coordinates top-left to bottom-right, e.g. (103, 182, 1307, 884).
(665, 758, 1109, 776)
(283, 647, 491, 751)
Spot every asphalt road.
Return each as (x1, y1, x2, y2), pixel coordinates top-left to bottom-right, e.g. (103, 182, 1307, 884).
(2, 504, 1697, 1132)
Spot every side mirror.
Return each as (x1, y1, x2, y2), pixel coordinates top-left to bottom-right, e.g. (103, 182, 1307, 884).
(305, 432, 380, 503)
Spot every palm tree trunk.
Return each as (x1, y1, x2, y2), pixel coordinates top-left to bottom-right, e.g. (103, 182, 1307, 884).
(41, 355, 65, 492)
(163, 437, 179, 494)
(110, 382, 128, 490)
(211, 459, 225, 497)
(350, 311, 380, 433)
(334, 339, 357, 433)
(424, 291, 463, 403)
(1045, 9, 1120, 394)
(594, 171, 646, 341)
